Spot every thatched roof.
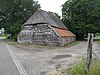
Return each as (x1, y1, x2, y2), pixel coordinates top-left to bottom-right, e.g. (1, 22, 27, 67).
(24, 9, 68, 29)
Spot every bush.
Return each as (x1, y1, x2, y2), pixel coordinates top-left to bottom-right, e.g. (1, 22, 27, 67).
(6, 34, 17, 41)
(13, 34, 17, 41)
(6, 35, 13, 39)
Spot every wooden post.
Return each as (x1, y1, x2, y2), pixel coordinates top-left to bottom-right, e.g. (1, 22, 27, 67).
(86, 33, 93, 73)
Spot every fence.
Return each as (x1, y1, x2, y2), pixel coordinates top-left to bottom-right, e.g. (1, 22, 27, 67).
(86, 33, 100, 74)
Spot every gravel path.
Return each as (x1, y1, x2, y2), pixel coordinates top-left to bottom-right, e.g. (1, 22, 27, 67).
(9, 41, 100, 75)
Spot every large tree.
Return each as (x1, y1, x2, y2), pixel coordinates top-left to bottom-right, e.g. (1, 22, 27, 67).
(62, 0, 100, 39)
(0, 0, 40, 40)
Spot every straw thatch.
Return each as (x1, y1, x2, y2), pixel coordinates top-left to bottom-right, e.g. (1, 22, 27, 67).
(18, 9, 76, 46)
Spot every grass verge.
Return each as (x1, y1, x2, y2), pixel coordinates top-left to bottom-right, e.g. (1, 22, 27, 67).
(94, 36, 100, 39)
(65, 41, 81, 47)
(59, 58, 100, 75)
(97, 41, 100, 44)
(7, 40, 17, 45)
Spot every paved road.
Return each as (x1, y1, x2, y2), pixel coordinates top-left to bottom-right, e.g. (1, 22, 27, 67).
(0, 40, 21, 75)
(7, 41, 100, 75)
(9, 42, 88, 75)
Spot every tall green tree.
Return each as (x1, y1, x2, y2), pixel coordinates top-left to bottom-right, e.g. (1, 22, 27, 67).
(62, 0, 100, 39)
(0, 0, 40, 33)
(0, 0, 40, 40)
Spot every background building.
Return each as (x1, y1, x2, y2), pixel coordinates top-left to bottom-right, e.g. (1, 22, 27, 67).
(18, 10, 76, 46)
(0, 28, 5, 35)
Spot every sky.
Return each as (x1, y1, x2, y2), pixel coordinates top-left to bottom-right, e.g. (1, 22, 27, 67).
(36, 0, 67, 16)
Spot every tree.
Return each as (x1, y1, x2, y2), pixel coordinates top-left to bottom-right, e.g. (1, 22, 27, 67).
(62, 0, 100, 39)
(48, 11, 61, 19)
(0, 0, 40, 40)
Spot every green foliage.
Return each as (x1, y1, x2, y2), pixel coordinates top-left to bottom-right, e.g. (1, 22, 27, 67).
(0, 0, 40, 40)
(6, 22, 21, 41)
(48, 11, 61, 19)
(95, 33, 100, 36)
(88, 59, 100, 75)
(66, 58, 100, 75)
(8, 22, 21, 34)
(51, 58, 100, 75)
(6, 35, 13, 40)
(67, 60, 86, 75)
(62, 0, 100, 39)
(53, 13, 61, 19)
(13, 34, 17, 41)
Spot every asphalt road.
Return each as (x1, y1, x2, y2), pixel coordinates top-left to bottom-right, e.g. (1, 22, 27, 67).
(0, 40, 21, 75)
(9, 41, 100, 75)
(1, 38, 99, 75)
(9, 42, 88, 75)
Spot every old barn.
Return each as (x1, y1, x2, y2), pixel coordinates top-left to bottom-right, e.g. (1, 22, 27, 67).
(18, 9, 76, 46)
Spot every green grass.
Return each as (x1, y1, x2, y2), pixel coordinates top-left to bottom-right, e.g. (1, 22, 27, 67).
(97, 41, 100, 44)
(0, 35, 7, 39)
(93, 36, 100, 44)
(65, 41, 81, 47)
(66, 58, 85, 75)
(0, 36, 6, 39)
(60, 58, 100, 75)
(94, 36, 100, 39)
(7, 41, 17, 45)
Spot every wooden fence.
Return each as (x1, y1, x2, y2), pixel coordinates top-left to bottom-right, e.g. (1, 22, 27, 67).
(86, 33, 100, 74)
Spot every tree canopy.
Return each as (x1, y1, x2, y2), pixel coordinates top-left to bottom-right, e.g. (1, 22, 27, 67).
(62, 0, 100, 39)
(0, 0, 40, 40)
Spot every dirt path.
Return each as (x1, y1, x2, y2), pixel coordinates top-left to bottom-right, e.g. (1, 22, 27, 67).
(9, 41, 100, 75)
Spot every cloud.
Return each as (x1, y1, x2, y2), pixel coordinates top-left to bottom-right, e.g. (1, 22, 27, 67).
(37, 0, 66, 16)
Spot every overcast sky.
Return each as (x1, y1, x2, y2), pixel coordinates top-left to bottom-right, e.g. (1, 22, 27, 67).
(36, 0, 67, 16)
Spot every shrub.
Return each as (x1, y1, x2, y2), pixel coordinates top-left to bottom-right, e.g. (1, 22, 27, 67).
(13, 34, 17, 41)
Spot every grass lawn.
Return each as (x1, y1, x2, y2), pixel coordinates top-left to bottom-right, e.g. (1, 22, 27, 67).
(67, 59, 100, 75)
(93, 36, 100, 44)
(0, 35, 7, 39)
(0, 35, 17, 45)
(57, 58, 100, 75)
(7, 40, 17, 45)
(94, 36, 100, 39)
(0, 35, 11, 40)
(97, 41, 100, 44)
(65, 41, 81, 47)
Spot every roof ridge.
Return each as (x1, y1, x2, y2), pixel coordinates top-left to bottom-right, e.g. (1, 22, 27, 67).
(23, 9, 68, 29)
